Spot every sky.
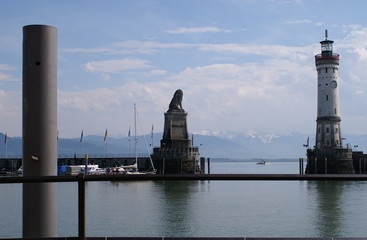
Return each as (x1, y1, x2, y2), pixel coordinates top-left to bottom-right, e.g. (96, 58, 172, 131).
(2, 0, 367, 138)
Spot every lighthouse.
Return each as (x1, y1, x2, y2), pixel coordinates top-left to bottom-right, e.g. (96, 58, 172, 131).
(306, 30, 355, 174)
(315, 30, 342, 150)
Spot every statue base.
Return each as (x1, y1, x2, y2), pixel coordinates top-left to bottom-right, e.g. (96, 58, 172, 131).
(152, 110, 200, 174)
(152, 147, 200, 174)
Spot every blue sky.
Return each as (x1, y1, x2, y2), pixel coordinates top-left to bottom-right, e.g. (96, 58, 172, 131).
(2, 0, 367, 139)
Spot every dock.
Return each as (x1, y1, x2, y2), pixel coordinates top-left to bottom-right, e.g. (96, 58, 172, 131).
(0, 154, 152, 174)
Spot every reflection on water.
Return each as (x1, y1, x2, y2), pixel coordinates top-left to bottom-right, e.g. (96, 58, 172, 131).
(153, 181, 199, 236)
(306, 181, 367, 238)
(308, 181, 345, 237)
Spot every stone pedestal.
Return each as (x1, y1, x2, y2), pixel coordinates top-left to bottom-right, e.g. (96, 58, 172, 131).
(161, 111, 190, 148)
(152, 110, 200, 174)
(305, 148, 355, 174)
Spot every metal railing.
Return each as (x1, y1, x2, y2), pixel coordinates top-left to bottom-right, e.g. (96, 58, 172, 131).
(1, 174, 367, 240)
(315, 53, 340, 60)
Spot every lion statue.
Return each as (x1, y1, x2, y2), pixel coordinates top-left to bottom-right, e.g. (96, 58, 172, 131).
(168, 89, 184, 112)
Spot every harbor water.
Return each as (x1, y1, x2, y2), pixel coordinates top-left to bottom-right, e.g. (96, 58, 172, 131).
(1, 160, 367, 238)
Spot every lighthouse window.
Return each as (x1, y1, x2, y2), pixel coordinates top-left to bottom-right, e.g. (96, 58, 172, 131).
(333, 68, 335, 73)
(335, 108, 337, 114)
(335, 127, 338, 133)
(325, 68, 328, 73)
(326, 128, 329, 133)
(326, 95, 328, 101)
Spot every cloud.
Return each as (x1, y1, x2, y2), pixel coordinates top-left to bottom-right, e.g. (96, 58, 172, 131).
(64, 41, 191, 55)
(67, 40, 314, 63)
(0, 64, 19, 82)
(0, 64, 14, 71)
(0, 90, 22, 135)
(83, 58, 153, 73)
(285, 19, 311, 24)
(0, 72, 13, 81)
(49, 26, 367, 137)
(148, 69, 167, 76)
(197, 43, 313, 59)
(58, 58, 316, 137)
(166, 27, 232, 34)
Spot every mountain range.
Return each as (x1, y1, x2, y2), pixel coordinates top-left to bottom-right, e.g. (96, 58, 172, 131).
(0, 130, 366, 159)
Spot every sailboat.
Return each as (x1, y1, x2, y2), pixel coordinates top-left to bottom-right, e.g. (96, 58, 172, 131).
(126, 103, 156, 174)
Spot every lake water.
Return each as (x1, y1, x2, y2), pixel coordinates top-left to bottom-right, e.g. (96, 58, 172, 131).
(1, 160, 367, 238)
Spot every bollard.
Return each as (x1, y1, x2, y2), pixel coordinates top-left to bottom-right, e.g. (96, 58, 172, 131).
(85, 154, 89, 176)
(22, 25, 58, 238)
(314, 157, 317, 174)
(325, 157, 328, 174)
(361, 158, 363, 174)
(207, 158, 211, 174)
(162, 158, 165, 174)
(200, 157, 205, 174)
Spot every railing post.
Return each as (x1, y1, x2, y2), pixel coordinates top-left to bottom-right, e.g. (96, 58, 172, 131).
(78, 174, 86, 240)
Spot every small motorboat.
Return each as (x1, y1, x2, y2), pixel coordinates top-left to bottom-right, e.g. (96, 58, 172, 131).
(256, 160, 268, 165)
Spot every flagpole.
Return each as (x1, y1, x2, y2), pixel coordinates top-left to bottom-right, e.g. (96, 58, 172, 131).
(104, 128, 108, 158)
(134, 104, 137, 168)
(80, 130, 83, 157)
(5, 132, 7, 159)
(5, 132, 12, 173)
(57, 130, 59, 159)
(151, 124, 154, 154)
(105, 138, 107, 158)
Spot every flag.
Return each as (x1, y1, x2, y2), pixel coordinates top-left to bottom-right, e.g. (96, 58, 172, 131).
(80, 130, 83, 142)
(104, 128, 108, 142)
(151, 125, 154, 139)
(128, 127, 131, 141)
(4, 132, 7, 144)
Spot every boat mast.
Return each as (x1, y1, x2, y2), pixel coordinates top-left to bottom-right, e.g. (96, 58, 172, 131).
(134, 103, 138, 168)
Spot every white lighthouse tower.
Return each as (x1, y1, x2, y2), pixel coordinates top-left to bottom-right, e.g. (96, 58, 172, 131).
(315, 30, 343, 149)
(306, 30, 355, 174)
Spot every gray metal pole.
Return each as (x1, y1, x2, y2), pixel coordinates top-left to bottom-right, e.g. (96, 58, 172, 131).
(22, 25, 58, 238)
